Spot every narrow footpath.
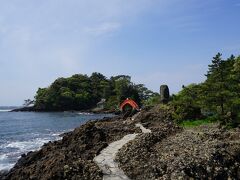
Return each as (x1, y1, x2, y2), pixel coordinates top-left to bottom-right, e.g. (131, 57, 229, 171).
(94, 121, 152, 180)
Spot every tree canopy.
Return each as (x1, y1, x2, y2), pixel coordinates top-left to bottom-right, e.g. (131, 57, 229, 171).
(172, 53, 240, 127)
(34, 73, 157, 111)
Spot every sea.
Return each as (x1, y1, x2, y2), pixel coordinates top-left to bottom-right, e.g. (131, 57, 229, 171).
(0, 106, 113, 171)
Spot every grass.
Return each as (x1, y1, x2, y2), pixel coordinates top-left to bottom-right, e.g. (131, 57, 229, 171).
(179, 118, 218, 128)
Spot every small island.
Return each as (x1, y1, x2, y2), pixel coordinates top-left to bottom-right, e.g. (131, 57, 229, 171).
(13, 73, 159, 113)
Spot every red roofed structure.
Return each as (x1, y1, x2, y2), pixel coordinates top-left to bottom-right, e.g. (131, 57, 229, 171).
(120, 98, 140, 111)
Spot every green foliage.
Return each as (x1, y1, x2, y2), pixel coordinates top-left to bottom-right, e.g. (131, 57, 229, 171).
(135, 84, 156, 102)
(104, 96, 119, 110)
(143, 93, 160, 107)
(34, 73, 156, 111)
(171, 84, 203, 123)
(23, 99, 34, 107)
(172, 53, 240, 127)
(204, 53, 235, 115)
(178, 117, 218, 128)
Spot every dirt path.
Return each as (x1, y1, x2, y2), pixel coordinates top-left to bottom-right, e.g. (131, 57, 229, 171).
(94, 123, 151, 180)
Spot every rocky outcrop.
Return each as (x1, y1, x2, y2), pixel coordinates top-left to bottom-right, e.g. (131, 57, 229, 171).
(2, 105, 240, 180)
(94, 122, 152, 180)
(1, 116, 139, 180)
(11, 106, 36, 112)
(116, 123, 240, 179)
(132, 105, 179, 133)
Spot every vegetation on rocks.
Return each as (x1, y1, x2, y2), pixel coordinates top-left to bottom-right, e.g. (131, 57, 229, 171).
(116, 106, 240, 180)
(171, 53, 240, 127)
(178, 118, 218, 128)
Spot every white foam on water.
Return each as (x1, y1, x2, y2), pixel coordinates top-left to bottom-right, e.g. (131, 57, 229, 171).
(51, 133, 61, 136)
(77, 112, 93, 115)
(0, 154, 14, 171)
(5, 138, 53, 151)
(0, 136, 60, 171)
(0, 110, 12, 112)
(1, 131, 62, 150)
(0, 154, 7, 161)
(50, 130, 67, 140)
(0, 163, 15, 171)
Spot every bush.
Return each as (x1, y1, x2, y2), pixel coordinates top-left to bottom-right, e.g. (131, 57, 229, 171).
(172, 104, 203, 123)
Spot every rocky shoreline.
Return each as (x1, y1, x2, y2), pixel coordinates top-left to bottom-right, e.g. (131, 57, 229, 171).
(11, 106, 118, 115)
(1, 105, 240, 180)
(0, 115, 140, 180)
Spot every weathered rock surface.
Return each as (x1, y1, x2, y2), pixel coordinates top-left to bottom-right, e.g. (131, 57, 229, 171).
(116, 117, 240, 180)
(1, 116, 139, 180)
(94, 133, 137, 180)
(133, 105, 180, 133)
(94, 122, 152, 180)
(2, 105, 240, 180)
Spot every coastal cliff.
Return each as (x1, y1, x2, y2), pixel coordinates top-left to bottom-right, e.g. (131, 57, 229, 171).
(1, 105, 240, 180)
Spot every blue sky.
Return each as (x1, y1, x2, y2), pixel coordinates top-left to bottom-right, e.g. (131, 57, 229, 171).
(0, 0, 240, 106)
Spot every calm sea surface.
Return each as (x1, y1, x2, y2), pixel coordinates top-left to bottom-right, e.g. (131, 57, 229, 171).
(0, 107, 113, 171)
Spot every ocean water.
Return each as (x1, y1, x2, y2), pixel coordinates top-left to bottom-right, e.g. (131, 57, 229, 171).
(0, 107, 113, 171)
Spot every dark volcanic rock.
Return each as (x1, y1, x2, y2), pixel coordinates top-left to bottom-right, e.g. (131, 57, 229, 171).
(117, 114, 240, 180)
(1, 116, 139, 180)
(3, 105, 240, 180)
(0, 171, 7, 179)
(11, 106, 36, 112)
(133, 104, 179, 133)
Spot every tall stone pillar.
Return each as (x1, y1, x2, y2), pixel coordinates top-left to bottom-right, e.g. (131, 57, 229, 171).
(160, 85, 170, 104)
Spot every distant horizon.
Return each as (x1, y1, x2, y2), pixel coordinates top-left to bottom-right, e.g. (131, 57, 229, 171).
(0, 106, 21, 109)
(0, 0, 239, 106)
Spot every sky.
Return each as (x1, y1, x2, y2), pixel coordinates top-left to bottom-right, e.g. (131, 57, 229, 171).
(0, 0, 240, 106)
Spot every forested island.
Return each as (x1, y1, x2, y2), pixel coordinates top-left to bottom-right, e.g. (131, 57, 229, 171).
(30, 73, 159, 112)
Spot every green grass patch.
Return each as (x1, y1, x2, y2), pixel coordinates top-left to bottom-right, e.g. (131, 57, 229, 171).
(179, 118, 218, 128)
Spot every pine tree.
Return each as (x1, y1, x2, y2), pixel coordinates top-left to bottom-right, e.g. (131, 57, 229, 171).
(206, 53, 223, 77)
(204, 53, 234, 117)
(230, 56, 240, 123)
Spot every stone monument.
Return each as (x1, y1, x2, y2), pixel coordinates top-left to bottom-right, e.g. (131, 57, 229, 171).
(160, 85, 170, 104)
